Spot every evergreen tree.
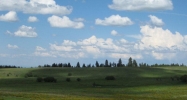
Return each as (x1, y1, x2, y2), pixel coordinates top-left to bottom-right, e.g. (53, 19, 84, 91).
(87, 64, 91, 68)
(68, 63, 71, 68)
(105, 59, 109, 67)
(127, 57, 133, 67)
(132, 59, 138, 67)
(58, 63, 63, 67)
(100, 63, 104, 67)
(112, 62, 117, 67)
(52, 63, 57, 67)
(76, 62, 80, 68)
(117, 58, 122, 67)
(95, 61, 100, 67)
(82, 63, 86, 68)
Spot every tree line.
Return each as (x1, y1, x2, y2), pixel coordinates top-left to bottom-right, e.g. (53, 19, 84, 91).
(38, 57, 186, 68)
(0, 65, 20, 68)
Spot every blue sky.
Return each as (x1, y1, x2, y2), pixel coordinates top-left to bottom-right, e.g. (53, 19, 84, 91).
(0, 0, 187, 67)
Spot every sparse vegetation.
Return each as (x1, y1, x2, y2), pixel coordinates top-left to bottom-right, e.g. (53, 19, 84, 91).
(43, 77, 57, 83)
(25, 72, 33, 77)
(105, 76, 115, 80)
(66, 78, 71, 82)
(180, 75, 187, 82)
(77, 78, 81, 82)
(68, 72, 72, 76)
(0, 64, 187, 99)
(36, 77, 43, 82)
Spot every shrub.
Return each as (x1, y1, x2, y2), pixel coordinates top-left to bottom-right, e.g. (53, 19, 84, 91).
(36, 77, 43, 82)
(33, 75, 38, 77)
(68, 73, 72, 76)
(180, 75, 187, 82)
(25, 72, 33, 77)
(24, 75, 28, 78)
(66, 78, 71, 82)
(105, 76, 115, 80)
(44, 77, 57, 83)
(77, 78, 81, 82)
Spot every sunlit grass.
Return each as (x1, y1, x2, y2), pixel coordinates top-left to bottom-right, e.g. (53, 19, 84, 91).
(0, 67, 187, 99)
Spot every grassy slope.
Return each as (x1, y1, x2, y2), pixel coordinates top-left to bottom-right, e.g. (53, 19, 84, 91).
(0, 67, 187, 100)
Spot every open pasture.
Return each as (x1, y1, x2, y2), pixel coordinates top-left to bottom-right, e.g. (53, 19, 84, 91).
(0, 67, 187, 100)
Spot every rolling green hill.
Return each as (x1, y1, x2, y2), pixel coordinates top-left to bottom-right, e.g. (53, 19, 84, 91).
(0, 67, 187, 100)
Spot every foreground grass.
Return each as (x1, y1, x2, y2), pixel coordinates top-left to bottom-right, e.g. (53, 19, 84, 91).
(0, 67, 187, 99)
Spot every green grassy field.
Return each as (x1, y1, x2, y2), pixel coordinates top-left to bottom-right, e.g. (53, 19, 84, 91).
(0, 67, 187, 100)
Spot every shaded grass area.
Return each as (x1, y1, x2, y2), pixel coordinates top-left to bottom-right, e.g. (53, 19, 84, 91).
(0, 67, 187, 99)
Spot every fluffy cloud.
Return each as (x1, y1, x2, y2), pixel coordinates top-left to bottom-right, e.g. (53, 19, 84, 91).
(34, 52, 53, 57)
(34, 46, 54, 57)
(109, 53, 142, 59)
(50, 44, 76, 52)
(149, 15, 164, 27)
(77, 36, 98, 46)
(62, 40, 77, 46)
(14, 25, 38, 37)
(36, 46, 46, 51)
(134, 25, 187, 60)
(0, 11, 18, 22)
(95, 15, 133, 26)
(109, 0, 173, 11)
(0, 0, 72, 15)
(139, 25, 184, 50)
(7, 44, 19, 49)
(74, 18, 85, 22)
(28, 16, 38, 22)
(0, 54, 9, 57)
(48, 15, 84, 29)
(152, 51, 176, 60)
(111, 30, 118, 36)
(46, 35, 140, 59)
(33, 26, 187, 61)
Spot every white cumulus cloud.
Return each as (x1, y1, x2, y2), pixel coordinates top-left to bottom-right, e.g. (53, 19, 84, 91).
(152, 51, 176, 60)
(28, 16, 38, 22)
(50, 44, 76, 52)
(0, 11, 18, 22)
(95, 15, 133, 26)
(139, 25, 184, 50)
(36, 46, 46, 51)
(74, 18, 85, 22)
(149, 15, 164, 27)
(14, 25, 38, 37)
(34, 52, 53, 57)
(109, 0, 173, 11)
(36, 35, 141, 59)
(7, 44, 19, 49)
(111, 30, 118, 36)
(0, 0, 72, 15)
(48, 15, 84, 29)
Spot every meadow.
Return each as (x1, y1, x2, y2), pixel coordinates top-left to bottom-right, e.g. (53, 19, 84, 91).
(0, 67, 187, 100)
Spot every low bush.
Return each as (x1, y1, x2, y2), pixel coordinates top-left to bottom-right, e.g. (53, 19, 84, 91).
(25, 72, 33, 77)
(44, 77, 57, 83)
(36, 77, 43, 82)
(68, 73, 72, 76)
(77, 78, 81, 82)
(66, 78, 71, 82)
(105, 76, 115, 80)
(180, 75, 187, 82)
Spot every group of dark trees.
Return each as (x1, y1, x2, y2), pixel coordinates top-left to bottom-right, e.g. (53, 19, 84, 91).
(0, 65, 20, 68)
(39, 57, 186, 68)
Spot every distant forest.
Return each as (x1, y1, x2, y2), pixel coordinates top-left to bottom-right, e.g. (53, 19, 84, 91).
(38, 57, 186, 68)
(0, 57, 185, 68)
